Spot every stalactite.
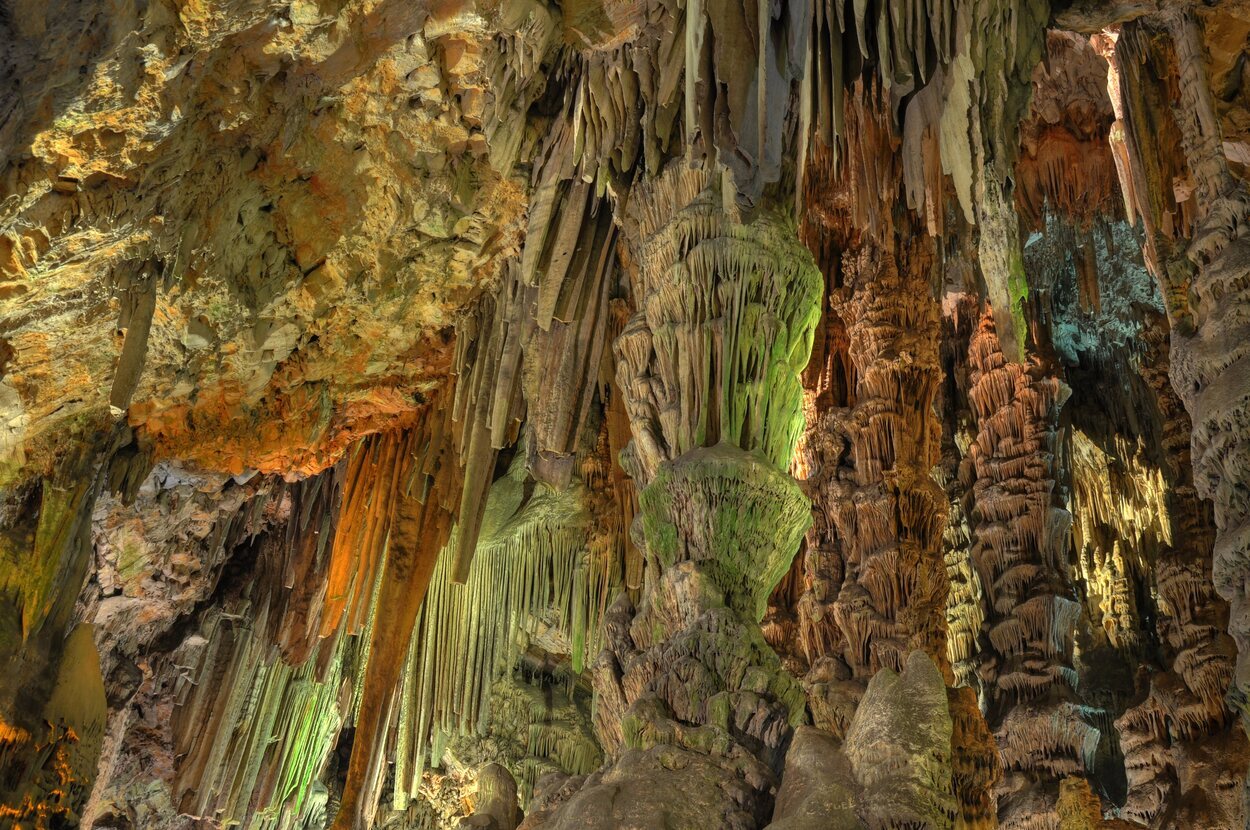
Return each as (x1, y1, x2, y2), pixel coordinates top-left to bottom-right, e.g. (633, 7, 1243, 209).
(522, 185, 617, 489)
(450, 266, 527, 584)
(807, 0, 963, 190)
(1014, 33, 1121, 232)
(1104, 23, 1197, 324)
(332, 400, 461, 830)
(390, 443, 618, 811)
(968, 0, 1051, 363)
(319, 431, 412, 640)
(257, 470, 344, 667)
(497, 0, 808, 209)
(2, 421, 122, 645)
(100, 461, 368, 830)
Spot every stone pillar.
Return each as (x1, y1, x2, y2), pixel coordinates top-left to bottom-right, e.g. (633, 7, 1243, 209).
(529, 162, 821, 828)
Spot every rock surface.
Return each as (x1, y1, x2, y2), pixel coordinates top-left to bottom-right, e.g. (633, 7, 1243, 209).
(2, 1, 1250, 829)
(766, 727, 859, 830)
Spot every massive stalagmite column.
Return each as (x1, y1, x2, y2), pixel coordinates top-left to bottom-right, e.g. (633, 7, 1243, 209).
(796, 77, 955, 684)
(522, 163, 821, 828)
(795, 82, 999, 825)
(1155, 13, 1250, 740)
(795, 213, 960, 788)
(962, 311, 1103, 827)
(813, 231, 949, 683)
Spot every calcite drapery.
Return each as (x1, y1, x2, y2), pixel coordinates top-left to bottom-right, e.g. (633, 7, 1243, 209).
(613, 164, 821, 485)
(388, 439, 618, 808)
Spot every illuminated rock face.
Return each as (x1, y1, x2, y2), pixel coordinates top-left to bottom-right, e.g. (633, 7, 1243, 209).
(4, 2, 1250, 829)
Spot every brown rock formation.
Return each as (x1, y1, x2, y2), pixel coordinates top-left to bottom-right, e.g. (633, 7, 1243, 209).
(795, 82, 954, 738)
(963, 309, 1103, 827)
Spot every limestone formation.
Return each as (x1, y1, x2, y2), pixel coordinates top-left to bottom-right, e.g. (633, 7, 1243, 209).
(2, 1, 1250, 829)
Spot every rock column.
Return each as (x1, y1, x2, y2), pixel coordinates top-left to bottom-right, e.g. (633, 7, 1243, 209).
(528, 162, 821, 828)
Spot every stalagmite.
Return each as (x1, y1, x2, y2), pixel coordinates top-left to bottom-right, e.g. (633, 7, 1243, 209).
(517, 151, 822, 825)
(843, 651, 957, 829)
